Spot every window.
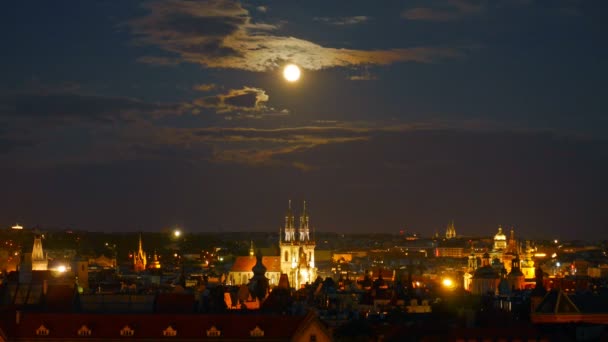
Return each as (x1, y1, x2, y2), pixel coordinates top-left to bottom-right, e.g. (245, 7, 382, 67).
(284, 251, 289, 262)
(163, 326, 177, 337)
(250, 326, 264, 337)
(36, 325, 50, 336)
(77, 325, 92, 336)
(120, 325, 135, 336)
(206, 326, 221, 337)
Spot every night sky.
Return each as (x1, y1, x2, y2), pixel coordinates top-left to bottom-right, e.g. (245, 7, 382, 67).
(1, 0, 607, 239)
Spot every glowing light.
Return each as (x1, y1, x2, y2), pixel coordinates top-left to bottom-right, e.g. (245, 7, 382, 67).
(174, 230, 181, 238)
(535, 253, 547, 258)
(11, 224, 23, 230)
(283, 64, 301, 82)
(556, 262, 561, 267)
(57, 265, 67, 273)
(442, 278, 454, 288)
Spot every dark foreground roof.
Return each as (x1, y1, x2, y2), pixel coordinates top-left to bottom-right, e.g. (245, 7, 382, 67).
(0, 310, 329, 341)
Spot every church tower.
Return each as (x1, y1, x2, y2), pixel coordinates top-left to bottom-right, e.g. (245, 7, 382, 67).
(133, 234, 147, 272)
(299, 201, 310, 241)
(279, 200, 316, 289)
(31, 234, 48, 271)
(445, 220, 456, 239)
(283, 200, 296, 242)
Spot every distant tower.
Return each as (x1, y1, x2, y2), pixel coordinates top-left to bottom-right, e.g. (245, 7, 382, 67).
(133, 234, 147, 272)
(445, 220, 456, 239)
(149, 250, 161, 269)
(507, 227, 517, 253)
(279, 200, 316, 289)
(284, 200, 296, 242)
(507, 254, 525, 290)
(249, 250, 269, 301)
(75, 257, 89, 291)
(493, 225, 507, 251)
(299, 201, 310, 241)
(31, 234, 48, 271)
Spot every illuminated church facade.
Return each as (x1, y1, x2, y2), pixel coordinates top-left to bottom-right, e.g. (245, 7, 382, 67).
(464, 225, 536, 293)
(279, 200, 316, 289)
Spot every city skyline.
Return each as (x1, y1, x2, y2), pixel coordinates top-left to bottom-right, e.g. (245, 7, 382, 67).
(1, 1, 607, 239)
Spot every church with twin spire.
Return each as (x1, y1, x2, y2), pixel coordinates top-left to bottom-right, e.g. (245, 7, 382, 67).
(279, 200, 317, 289)
(228, 200, 317, 290)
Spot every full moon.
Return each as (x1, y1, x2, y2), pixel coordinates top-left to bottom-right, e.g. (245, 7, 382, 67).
(283, 64, 301, 82)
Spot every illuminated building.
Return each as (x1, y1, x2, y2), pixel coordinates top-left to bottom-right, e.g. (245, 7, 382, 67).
(133, 234, 147, 272)
(31, 234, 48, 271)
(493, 225, 507, 251)
(463, 246, 478, 291)
(228, 241, 281, 286)
(149, 251, 161, 270)
(279, 200, 317, 289)
(470, 252, 499, 295)
(445, 220, 456, 239)
(507, 254, 525, 290)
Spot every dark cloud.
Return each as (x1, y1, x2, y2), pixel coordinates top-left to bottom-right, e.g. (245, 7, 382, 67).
(129, 0, 464, 71)
(402, 0, 483, 22)
(193, 86, 269, 113)
(0, 92, 176, 124)
(313, 16, 370, 25)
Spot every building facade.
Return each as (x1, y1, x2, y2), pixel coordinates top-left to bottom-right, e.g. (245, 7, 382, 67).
(279, 200, 317, 289)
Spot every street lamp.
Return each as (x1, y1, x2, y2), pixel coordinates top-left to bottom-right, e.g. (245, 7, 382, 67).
(173, 229, 181, 238)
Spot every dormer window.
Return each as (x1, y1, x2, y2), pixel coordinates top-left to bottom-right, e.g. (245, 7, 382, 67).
(36, 325, 50, 336)
(206, 326, 221, 337)
(250, 326, 264, 337)
(163, 326, 177, 337)
(120, 325, 135, 336)
(77, 325, 92, 336)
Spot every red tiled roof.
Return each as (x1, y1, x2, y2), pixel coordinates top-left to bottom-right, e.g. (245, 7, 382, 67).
(3, 311, 318, 340)
(231, 256, 282, 273)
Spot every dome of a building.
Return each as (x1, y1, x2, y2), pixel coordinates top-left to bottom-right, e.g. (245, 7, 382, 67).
(494, 226, 506, 241)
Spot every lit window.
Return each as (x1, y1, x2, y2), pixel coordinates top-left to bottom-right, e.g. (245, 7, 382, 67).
(250, 326, 264, 337)
(77, 325, 92, 336)
(36, 325, 50, 336)
(206, 326, 221, 337)
(120, 325, 135, 336)
(163, 326, 177, 337)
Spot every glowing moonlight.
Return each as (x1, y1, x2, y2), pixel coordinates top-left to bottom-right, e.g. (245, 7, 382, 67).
(283, 64, 301, 82)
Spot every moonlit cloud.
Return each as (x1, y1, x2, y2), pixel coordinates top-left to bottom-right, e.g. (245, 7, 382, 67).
(129, 0, 464, 71)
(193, 83, 217, 92)
(192, 86, 269, 113)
